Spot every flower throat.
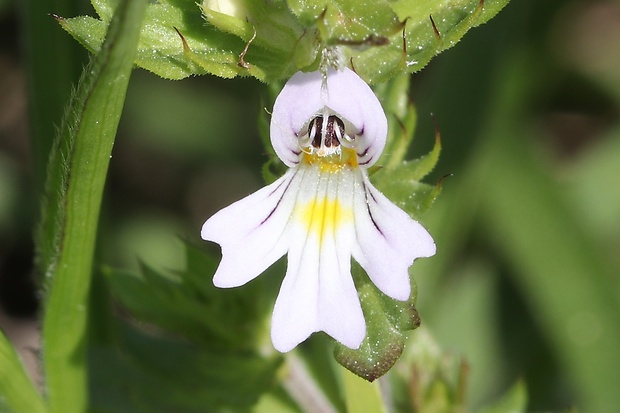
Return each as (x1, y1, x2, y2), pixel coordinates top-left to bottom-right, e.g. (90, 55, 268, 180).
(303, 114, 357, 169)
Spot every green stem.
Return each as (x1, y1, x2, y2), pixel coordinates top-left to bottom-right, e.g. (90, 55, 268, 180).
(39, 1, 148, 412)
(341, 367, 388, 413)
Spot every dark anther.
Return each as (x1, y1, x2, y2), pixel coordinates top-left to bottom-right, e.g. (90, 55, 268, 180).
(307, 115, 346, 148)
(308, 116, 323, 148)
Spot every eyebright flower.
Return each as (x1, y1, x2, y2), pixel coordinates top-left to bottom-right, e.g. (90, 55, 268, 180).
(202, 67, 436, 352)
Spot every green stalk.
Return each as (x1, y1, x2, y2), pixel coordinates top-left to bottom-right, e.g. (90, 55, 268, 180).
(38, 0, 148, 412)
(341, 367, 388, 413)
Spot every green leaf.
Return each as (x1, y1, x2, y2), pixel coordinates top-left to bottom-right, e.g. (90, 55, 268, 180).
(0, 331, 47, 413)
(58, 0, 239, 80)
(401, 131, 442, 182)
(291, 0, 511, 84)
(334, 264, 421, 381)
(289, 0, 401, 44)
(369, 73, 443, 219)
(37, 0, 148, 412)
(374, 74, 418, 169)
(201, 0, 318, 79)
(60, 0, 510, 83)
(373, 139, 443, 219)
(96, 244, 284, 412)
(90, 322, 282, 413)
(91, 0, 117, 21)
(326, 0, 512, 84)
(378, 131, 441, 184)
(59, 0, 317, 81)
(391, 0, 510, 71)
(105, 243, 273, 349)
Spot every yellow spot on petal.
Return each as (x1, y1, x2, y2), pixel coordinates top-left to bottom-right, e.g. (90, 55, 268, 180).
(302, 147, 358, 173)
(298, 197, 352, 240)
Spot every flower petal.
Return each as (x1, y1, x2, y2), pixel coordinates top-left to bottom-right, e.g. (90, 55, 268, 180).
(270, 165, 366, 352)
(201, 169, 299, 288)
(352, 173, 436, 301)
(270, 68, 387, 167)
(270, 70, 322, 166)
(270, 233, 320, 352)
(320, 68, 387, 167)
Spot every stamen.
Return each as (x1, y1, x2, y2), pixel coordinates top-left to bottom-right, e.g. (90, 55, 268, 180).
(305, 114, 347, 150)
(340, 133, 356, 148)
(308, 116, 323, 148)
(325, 115, 344, 148)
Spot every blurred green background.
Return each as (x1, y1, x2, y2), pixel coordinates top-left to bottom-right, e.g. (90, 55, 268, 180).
(1, 0, 619, 411)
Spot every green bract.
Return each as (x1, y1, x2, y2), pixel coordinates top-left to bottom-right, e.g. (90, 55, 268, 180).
(59, 0, 509, 83)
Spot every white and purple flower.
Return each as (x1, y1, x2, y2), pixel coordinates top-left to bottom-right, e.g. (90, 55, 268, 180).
(202, 67, 435, 352)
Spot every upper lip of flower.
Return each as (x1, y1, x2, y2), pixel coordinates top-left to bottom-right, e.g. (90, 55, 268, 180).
(270, 68, 387, 169)
(201, 67, 436, 353)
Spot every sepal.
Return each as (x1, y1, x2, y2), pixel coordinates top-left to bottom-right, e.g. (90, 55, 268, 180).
(373, 136, 443, 218)
(334, 264, 421, 381)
